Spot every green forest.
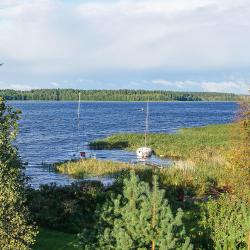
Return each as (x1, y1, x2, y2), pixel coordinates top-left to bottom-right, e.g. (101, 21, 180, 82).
(0, 89, 242, 101)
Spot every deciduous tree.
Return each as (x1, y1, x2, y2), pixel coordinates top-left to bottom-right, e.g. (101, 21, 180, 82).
(0, 98, 37, 250)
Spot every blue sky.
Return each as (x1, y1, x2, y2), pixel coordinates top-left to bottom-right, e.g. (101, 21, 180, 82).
(0, 0, 250, 94)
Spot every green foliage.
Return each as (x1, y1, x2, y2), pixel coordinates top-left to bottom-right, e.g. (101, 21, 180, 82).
(0, 89, 242, 101)
(201, 195, 250, 249)
(0, 98, 37, 249)
(78, 171, 192, 250)
(27, 181, 106, 233)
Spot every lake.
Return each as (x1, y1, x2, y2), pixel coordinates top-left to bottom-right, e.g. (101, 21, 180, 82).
(10, 101, 238, 188)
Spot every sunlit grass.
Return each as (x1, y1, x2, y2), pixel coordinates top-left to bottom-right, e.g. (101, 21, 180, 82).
(89, 123, 238, 159)
(55, 158, 148, 178)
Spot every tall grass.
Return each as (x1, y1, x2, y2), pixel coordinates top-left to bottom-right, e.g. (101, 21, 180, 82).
(55, 159, 148, 178)
(89, 124, 237, 159)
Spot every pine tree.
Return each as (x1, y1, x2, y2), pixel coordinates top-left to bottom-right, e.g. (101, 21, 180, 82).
(79, 171, 192, 250)
(0, 98, 37, 249)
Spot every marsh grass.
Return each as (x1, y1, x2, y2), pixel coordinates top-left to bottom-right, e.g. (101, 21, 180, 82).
(89, 124, 237, 159)
(55, 158, 149, 178)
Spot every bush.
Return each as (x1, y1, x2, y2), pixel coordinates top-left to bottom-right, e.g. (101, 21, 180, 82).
(27, 181, 106, 233)
(0, 98, 37, 250)
(201, 195, 250, 249)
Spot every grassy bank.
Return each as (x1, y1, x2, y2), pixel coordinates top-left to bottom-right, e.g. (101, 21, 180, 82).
(89, 123, 237, 159)
(33, 228, 76, 250)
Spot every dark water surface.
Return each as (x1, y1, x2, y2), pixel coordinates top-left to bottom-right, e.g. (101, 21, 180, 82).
(10, 101, 238, 188)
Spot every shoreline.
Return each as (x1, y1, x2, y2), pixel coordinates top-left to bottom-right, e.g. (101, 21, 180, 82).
(8, 100, 240, 103)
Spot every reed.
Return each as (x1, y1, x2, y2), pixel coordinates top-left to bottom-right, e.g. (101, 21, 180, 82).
(89, 123, 237, 159)
(55, 158, 148, 178)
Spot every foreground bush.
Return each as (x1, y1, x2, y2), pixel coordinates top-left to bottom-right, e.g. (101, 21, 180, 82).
(27, 181, 105, 233)
(202, 195, 250, 249)
(78, 171, 192, 250)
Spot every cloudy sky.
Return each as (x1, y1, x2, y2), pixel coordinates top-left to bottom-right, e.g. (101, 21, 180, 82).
(0, 0, 250, 94)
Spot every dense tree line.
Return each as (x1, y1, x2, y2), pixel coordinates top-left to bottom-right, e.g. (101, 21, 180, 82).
(0, 89, 241, 101)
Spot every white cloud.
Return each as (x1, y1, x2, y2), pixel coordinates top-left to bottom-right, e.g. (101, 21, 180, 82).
(0, 81, 40, 90)
(50, 82, 60, 87)
(151, 79, 250, 94)
(0, 0, 250, 73)
(0, 0, 250, 93)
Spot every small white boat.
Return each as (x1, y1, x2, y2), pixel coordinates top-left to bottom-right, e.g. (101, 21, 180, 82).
(136, 102, 153, 159)
(136, 147, 153, 159)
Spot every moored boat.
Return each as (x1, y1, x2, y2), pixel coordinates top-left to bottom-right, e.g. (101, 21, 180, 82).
(136, 147, 153, 159)
(136, 102, 153, 159)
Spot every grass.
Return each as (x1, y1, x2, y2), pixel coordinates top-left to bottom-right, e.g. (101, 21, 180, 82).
(33, 228, 76, 250)
(89, 123, 237, 159)
(55, 158, 149, 178)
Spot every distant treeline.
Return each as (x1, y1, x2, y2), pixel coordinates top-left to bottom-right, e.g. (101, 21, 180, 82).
(0, 89, 242, 101)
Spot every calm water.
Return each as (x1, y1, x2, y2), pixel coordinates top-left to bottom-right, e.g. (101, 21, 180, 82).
(10, 101, 238, 188)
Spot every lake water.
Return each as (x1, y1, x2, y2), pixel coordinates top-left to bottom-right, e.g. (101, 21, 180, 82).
(10, 101, 238, 188)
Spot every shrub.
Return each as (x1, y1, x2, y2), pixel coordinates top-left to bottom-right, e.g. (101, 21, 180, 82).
(27, 181, 106, 233)
(201, 195, 250, 249)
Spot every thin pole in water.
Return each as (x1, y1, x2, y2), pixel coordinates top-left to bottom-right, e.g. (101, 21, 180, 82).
(77, 92, 81, 129)
(145, 101, 149, 147)
(77, 92, 81, 152)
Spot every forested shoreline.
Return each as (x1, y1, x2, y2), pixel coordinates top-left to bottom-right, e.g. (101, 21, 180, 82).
(0, 89, 242, 101)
